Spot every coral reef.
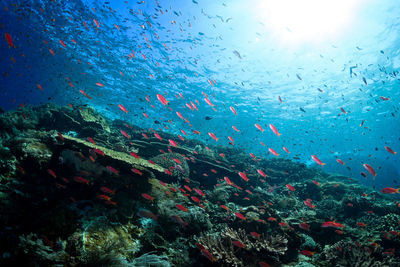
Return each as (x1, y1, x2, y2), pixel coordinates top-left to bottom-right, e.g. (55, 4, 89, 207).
(0, 104, 399, 266)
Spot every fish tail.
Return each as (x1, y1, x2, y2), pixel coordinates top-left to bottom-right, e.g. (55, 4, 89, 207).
(321, 163, 326, 166)
(278, 133, 281, 137)
(396, 188, 400, 193)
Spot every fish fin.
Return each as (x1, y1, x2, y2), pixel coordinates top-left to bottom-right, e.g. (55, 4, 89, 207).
(321, 163, 326, 166)
(278, 133, 282, 137)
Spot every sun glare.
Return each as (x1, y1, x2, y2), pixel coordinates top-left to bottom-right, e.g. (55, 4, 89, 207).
(256, 0, 362, 44)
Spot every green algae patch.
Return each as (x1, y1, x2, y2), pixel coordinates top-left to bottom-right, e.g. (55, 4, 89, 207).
(61, 135, 165, 173)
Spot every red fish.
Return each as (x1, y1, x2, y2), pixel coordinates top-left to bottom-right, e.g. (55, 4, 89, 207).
(255, 123, 264, 132)
(304, 199, 315, 209)
(141, 193, 154, 202)
(224, 176, 233, 185)
(312, 180, 320, 186)
(311, 155, 325, 166)
(235, 212, 246, 220)
(238, 172, 249, 182)
(208, 132, 218, 141)
(169, 139, 178, 147)
(230, 106, 237, 115)
(4, 33, 15, 48)
(100, 186, 115, 195)
(356, 222, 366, 227)
(130, 152, 140, 159)
(340, 107, 347, 114)
(73, 176, 90, 184)
(278, 96, 283, 103)
(201, 248, 215, 262)
(269, 124, 281, 136)
(57, 132, 64, 141)
(335, 230, 344, 235)
(299, 222, 310, 231)
(194, 188, 205, 197)
(118, 104, 128, 113)
(157, 94, 168, 105)
(336, 159, 345, 165)
(228, 136, 234, 143)
(300, 250, 315, 257)
(79, 89, 92, 99)
(95, 82, 104, 87)
(131, 168, 143, 176)
(283, 147, 290, 154)
(176, 204, 188, 212)
(384, 146, 397, 155)
(121, 130, 131, 139)
(286, 184, 295, 191)
(97, 194, 111, 201)
(176, 111, 184, 120)
(191, 196, 200, 203)
(257, 169, 267, 178)
(268, 148, 279, 157)
(380, 187, 399, 194)
(233, 240, 245, 248)
(106, 166, 119, 175)
(47, 169, 56, 179)
(204, 97, 214, 107)
(154, 133, 162, 141)
(250, 232, 260, 238)
(232, 126, 240, 132)
(93, 19, 100, 28)
(59, 40, 66, 48)
(221, 205, 229, 211)
(321, 221, 345, 228)
(94, 148, 104, 156)
(363, 163, 376, 177)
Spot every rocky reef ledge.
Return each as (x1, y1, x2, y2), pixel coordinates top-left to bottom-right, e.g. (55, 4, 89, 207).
(0, 104, 399, 266)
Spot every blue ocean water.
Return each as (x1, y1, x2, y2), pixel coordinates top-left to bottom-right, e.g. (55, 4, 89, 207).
(0, 0, 399, 190)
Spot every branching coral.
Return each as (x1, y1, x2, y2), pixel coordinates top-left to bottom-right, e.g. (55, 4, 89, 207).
(198, 227, 287, 266)
(320, 239, 398, 267)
